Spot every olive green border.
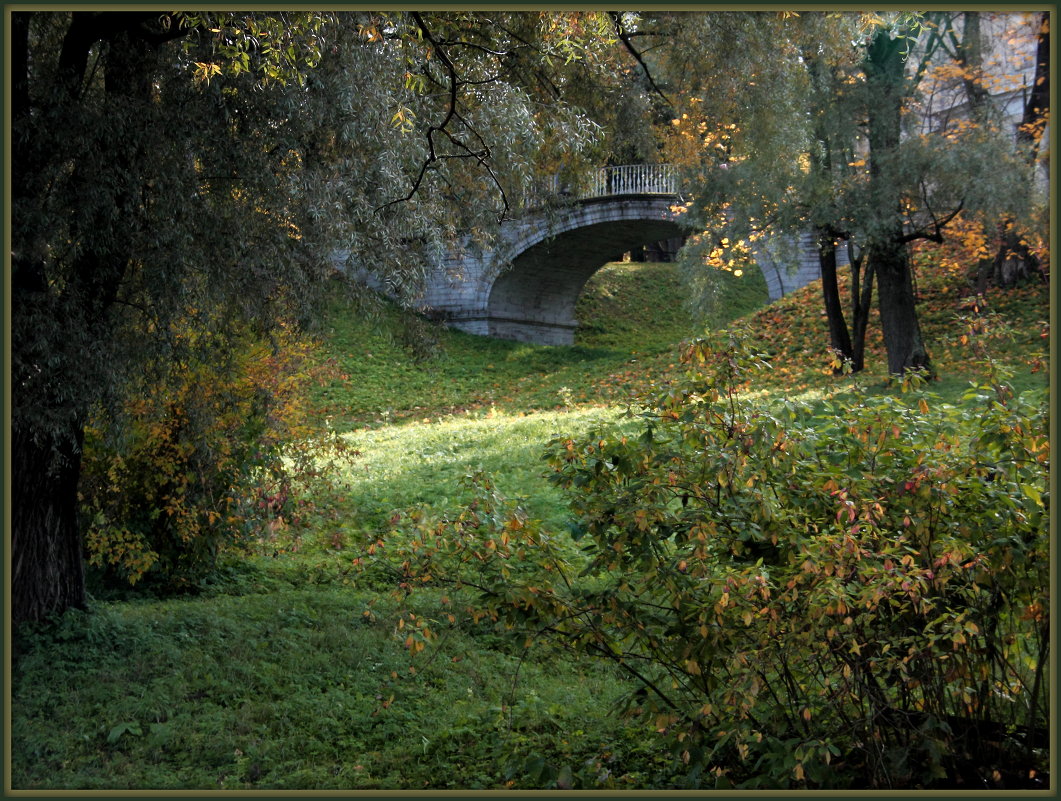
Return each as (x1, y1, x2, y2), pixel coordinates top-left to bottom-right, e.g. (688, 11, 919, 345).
(1, 3, 1056, 799)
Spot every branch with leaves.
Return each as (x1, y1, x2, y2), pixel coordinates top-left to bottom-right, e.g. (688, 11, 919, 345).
(378, 12, 511, 220)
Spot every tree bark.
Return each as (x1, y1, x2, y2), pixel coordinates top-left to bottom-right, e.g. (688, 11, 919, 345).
(11, 425, 88, 627)
(864, 29, 931, 376)
(816, 230, 855, 369)
(872, 236, 929, 375)
(849, 248, 874, 374)
(12, 15, 162, 626)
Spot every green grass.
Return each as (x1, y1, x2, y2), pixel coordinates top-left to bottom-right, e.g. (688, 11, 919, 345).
(312, 260, 761, 430)
(12, 258, 1048, 790)
(331, 406, 624, 534)
(12, 588, 668, 790)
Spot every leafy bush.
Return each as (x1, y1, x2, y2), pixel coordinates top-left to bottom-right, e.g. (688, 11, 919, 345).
(366, 328, 1049, 789)
(80, 314, 349, 591)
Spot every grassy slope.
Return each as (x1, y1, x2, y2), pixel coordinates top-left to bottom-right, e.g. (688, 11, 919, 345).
(12, 259, 1049, 790)
(313, 261, 769, 429)
(315, 257, 1048, 430)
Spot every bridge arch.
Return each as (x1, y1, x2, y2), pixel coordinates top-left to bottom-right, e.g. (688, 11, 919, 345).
(484, 196, 687, 343)
(415, 164, 825, 345)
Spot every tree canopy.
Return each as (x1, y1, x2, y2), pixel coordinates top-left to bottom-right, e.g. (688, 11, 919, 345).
(10, 10, 630, 624)
(9, 10, 1049, 625)
(652, 11, 1046, 373)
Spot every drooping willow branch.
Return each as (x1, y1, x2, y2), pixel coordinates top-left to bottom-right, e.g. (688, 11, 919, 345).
(377, 12, 510, 220)
(608, 10, 674, 112)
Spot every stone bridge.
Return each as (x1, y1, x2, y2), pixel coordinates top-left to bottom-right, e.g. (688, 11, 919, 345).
(414, 165, 826, 345)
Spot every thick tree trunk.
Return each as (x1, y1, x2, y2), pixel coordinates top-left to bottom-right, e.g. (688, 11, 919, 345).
(11, 424, 88, 627)
(873, 237, 930, 375)
(12, 16, 161, 626)
(864, 29, 931, 376)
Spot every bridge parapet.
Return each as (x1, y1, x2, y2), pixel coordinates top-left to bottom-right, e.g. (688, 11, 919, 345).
(586, 164, 679, 199)
(523, 163, 679, 209)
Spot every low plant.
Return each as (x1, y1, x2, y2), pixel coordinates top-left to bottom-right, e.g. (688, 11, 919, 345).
(80, 313, 349, 592)
(365, 328, 1049, 789)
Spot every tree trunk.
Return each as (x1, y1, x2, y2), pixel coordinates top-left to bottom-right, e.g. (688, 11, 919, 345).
(11, 423, 88, 627)
(864, 29, 932, 376)
(1016, 12, 1050, 166)
(873, 237, 930, 375)
(989, 11, 1050, 287)
(12, 16, 160, 626)
(848, 246, 874, 374)
(817, 230, 855, 369)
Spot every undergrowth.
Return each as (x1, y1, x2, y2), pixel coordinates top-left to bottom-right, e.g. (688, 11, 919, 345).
(12, 257, 1050, 791)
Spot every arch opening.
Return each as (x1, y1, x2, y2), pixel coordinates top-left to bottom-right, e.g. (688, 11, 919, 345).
(486, 217, 687, 344)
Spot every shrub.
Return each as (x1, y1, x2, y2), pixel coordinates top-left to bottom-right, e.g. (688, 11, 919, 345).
(366, 329, 1049, 789)
(80, 313, 348, 591)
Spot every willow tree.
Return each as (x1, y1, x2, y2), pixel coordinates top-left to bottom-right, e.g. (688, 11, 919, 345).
(947, 11, 1050, 290)
(656, 11, 1038, 375)
(10, 10, 618, 626)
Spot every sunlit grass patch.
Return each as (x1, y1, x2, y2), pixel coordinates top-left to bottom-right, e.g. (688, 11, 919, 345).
(332, 406, 625, 536)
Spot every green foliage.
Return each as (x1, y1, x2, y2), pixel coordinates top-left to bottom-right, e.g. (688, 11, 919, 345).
(12, 9, 630, 624)
(657, 11, 1044, 374)
(80, 315, 349, 591)
(314, 262, 706, 430)
(366, 330, 1049, 789)
(175, 12, 331, 85)
(13, 245, 1050, 790)
(675, 257, 770, 331)
(11, 589, 669, 790)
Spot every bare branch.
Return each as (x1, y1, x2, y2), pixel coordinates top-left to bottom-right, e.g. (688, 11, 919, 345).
(898, 188, 964, 245)
(377, 12, 509, 220)
(608, 11, 674, 111)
